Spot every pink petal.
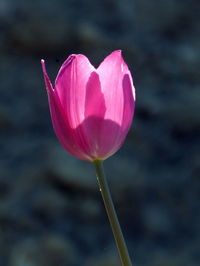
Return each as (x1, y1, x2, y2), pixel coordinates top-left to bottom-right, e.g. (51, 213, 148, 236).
(96, 50, 135, 158)
(41, 59, 92, 161)
(55, 54, 95, 128)
(55, 55, 108, 160)
(97, 50, 124, 122)
(49, 90, 91, 161)
(41, 59, 54, 93)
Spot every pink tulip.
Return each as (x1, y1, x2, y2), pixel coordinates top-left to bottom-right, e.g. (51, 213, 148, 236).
(41, 50, 135, 162)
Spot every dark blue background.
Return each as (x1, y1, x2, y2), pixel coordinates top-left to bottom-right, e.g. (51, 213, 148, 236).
(0, 0, 199, 265)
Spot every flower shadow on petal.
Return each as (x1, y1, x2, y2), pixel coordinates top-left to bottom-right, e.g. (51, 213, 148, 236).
(121, 73, 135, 132)
(73, 116, 124, 160)
(84, 71, 106, 119)
(72, 73, 133, 160)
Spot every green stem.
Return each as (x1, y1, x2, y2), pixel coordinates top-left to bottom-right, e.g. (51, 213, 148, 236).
(93, 160, 133, 266)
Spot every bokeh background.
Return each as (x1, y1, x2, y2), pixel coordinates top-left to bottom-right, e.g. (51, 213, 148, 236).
(0, 0, 200, 265)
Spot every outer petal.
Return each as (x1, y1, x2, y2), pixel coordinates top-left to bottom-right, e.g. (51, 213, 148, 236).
(41, 59, 92, 161)
(41, 59, 54, 93)
(96, 50, 135, 158)
(97, 51, 126, 122)
(55, 55, 107, 159)
(55, 54, 95, 128)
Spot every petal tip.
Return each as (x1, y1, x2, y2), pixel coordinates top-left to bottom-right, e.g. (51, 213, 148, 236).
(41, 59, 45, 66)
(41, 59, 46, 73)
(112, 50, 122, 56)
(41, 59, 54, 92)
(41, 59, 45, 63)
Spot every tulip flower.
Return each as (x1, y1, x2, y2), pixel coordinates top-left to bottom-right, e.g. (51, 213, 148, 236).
(41, 51, 135, 266)
(41, 50, 135, 162)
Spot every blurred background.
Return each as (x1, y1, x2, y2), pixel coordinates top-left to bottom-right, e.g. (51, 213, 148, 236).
(0, 0, 200, 265)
